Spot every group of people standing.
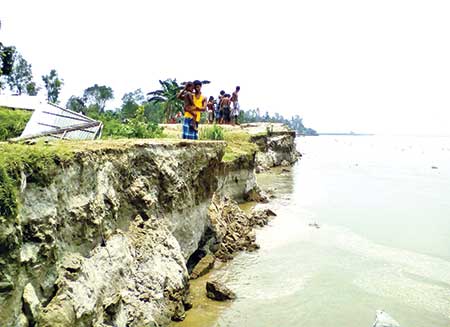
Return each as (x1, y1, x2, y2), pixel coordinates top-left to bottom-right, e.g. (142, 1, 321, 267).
(206, 86, 240, 125)
(178, 81, 240, 140)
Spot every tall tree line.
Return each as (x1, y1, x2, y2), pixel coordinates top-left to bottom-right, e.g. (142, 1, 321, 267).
(1, 46, 316, 136)
(240, 108, 317, 135)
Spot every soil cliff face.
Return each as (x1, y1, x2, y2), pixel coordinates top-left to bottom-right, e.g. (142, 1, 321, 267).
(0, 129, 298, 327)
(253, 131, 300, 168)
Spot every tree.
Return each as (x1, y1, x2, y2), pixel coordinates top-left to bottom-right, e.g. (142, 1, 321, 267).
(147, 79, 183, 123)
(120, 89, 144, 118)
(290, 115, 304, 132)
(239, 109, 316, 135)
(25, 81, 39, 96)
(143, 101, 165, 123)
(0, 45, 15, 77)
(83, 84, 114, 113)
(7, 52, 34, 95)
(147, 79, 210, 123)
(273, 112, 282, 122)
(42, 69, 64, 103)
(242, 108, 261, 122)
(66, 96, 86, 113)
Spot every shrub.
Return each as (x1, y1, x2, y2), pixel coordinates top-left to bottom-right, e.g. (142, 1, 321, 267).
(200, 124, 224, 140)
(91, 107, 164, 139)
(0, 107, 32, 141)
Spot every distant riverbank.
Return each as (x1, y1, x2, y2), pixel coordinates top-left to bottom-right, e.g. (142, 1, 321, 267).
(318, 132, 375, 136)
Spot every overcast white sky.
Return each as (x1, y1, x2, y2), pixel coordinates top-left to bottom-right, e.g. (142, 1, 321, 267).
(1, 0, 449, 134)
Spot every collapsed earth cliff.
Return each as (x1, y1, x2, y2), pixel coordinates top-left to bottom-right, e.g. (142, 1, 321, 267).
(0, 124, 299, 327)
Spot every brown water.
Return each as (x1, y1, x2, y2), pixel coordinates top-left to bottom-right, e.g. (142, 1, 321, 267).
(173, 266, 230, 327)
(172, 202, 258, 327)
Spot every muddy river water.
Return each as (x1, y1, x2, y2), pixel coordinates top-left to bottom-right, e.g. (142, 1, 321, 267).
(173, 135, 450, 327)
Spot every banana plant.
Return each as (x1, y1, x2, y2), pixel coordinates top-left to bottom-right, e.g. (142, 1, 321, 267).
(147, 79, 183, 123)
(147, 79, 210, 123)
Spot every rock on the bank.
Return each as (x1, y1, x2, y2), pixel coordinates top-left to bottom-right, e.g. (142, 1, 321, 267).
(22, 283, 41, 324)
(207, 195, 266, 261)
(244, 185, 269, 203)
(206, 281, 236, 301)
(250, 208, 276, 227)
(190, 254, 215, 279)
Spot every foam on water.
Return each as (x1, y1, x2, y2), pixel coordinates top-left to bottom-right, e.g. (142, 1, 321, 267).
(254, 200, 450, 317)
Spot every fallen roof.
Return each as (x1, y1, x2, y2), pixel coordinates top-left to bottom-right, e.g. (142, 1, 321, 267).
(0, 95, 102, 141)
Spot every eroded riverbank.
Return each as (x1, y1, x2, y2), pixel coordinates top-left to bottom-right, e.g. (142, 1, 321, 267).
(169, 167, 293, 327)
(0, 124, 299, 326)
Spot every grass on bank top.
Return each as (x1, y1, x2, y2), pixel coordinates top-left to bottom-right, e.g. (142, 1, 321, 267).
(0, 140, 75, 220)
(0, 124, 259, 218)
(199, 124, 257, 162)
(199, 124, 224, 141)
(0, 124, 260, 174)
(0, 141, 74, 186)
(160, 124, 258, 162)
(222, 130, 258, 162)
(0, 138, 175, 220)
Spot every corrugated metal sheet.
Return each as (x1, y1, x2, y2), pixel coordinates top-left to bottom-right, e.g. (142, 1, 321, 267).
(0, 95, 102, 140)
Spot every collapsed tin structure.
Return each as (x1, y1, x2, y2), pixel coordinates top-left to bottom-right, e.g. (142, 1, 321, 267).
(0, 96, 102, 140)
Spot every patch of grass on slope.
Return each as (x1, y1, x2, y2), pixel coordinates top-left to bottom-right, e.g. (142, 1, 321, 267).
(0, 107, 32, 141)
(222, 130, 258, 162)
(0, 141, 73, 220)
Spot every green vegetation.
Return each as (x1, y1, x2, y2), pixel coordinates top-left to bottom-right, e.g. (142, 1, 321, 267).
(156, 125, 257, 162)
(0, 44, 15, 77)
(240, 109, 317, 136)
(147, 79, 210, 123)
(0, 127, 257, 222)
(121, 89, 145, 119)
(0, 141, 73, 186)
(0, 107, 32, 141)
(147, 79, 184, 123)
(65, 85, 168, 139)
(66, 84, 114, 115)
(42, 69, 64, 103)
(83, 84, 114, 113)
(91, 106, 164, 139)
(0, 122, 262, 223)
(0, 165, 17, 219)
(0, 141, 74, 221)
(199, 124, 225, 140)
(1, 45, 47, 96)
(222, 130, 258, 162)
(2, 45, 316, 136)
(0, 41, 308, 165)
(6, 52, 37, 95)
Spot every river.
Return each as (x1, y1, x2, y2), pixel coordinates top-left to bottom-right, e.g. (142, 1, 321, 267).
(174, 135, 450, 327)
